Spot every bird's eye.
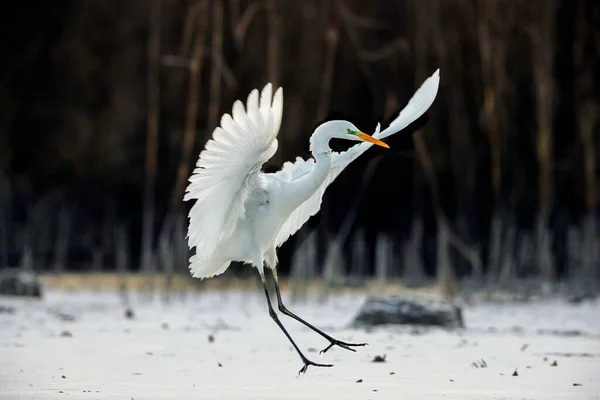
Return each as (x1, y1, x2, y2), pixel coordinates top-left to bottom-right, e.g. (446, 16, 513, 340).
(346, 129, 352, 134)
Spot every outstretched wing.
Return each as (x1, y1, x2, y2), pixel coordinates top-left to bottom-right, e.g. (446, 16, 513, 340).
(272, 69, 440, 248)
(184, 83, 283, 274)
(330, 68, 441, 169)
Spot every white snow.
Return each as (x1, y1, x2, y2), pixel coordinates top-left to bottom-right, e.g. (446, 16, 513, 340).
(1, 288, 599, 399)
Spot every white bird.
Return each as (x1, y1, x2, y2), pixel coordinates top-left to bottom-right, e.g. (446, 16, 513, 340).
(184, 69, 440, 374)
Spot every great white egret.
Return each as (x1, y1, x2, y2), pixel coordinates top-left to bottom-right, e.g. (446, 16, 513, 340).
(184, 69, 440, 373)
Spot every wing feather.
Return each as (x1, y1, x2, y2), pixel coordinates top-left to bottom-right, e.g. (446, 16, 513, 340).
(184, 84, 283, 276)
(272, 69, 440, 247)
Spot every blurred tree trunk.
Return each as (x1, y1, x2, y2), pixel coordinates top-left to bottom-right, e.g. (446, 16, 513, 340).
(266, 0, 279, 88)
(413, 0, 456, 296)
(402, 216, 425, 287)
(316, 0, 338, 124)
(208, 0, 224, 132)
(477, 0, 511, 284)
(414, 133, 457, 298)
(0, 97, 15, 173)
(171, 1, 209, 212)
(575, 0, 598, 286)
(580, 102, 598, 286)
(266, 0, 281, 163)
(440, 1, 478, 277)
(141, 0, 162, 277)
(52, 205, 72, 273)
(530, 1, 557, 283)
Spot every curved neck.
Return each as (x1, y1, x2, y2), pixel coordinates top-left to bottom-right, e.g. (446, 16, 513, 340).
(302, 128, 333, 191)
(307, 127, 333, 186)
(309, 127, 334, 159)
(282, 129, 333, 208)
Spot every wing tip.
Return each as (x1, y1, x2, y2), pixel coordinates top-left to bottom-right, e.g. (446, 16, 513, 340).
(425, 68, 441, 88)
(428, 68, 441, 90)
(260, 83, 273, 107)
(262, 82, 273, 95)
(247, 88, 260, 110)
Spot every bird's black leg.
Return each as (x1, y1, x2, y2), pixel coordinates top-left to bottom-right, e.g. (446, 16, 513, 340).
(260, 274, 332, 374)
(269, 268, 367, 355)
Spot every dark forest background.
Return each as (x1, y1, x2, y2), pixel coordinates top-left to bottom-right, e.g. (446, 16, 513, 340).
(0, 0, 599, 290)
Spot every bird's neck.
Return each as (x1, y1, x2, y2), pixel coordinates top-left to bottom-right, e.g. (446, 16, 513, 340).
(309, 128, 334, 160)
(308, 129, 334, 185)
(283, 130, 332, 208)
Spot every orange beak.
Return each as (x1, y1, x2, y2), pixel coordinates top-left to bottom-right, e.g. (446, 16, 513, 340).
(356, 132, 390, 149)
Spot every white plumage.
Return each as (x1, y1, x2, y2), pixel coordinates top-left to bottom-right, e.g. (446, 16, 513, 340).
(184, 84, 284, 278)
(183, 68, 440, 374)
(184, 69, 440, 280)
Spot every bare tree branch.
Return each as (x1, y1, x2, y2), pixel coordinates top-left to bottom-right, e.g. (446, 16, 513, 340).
(234, 0, 265, 48)
(357, 38, 409, 62)
(179, 1, 210, 57)
(336, 1, 389, 30)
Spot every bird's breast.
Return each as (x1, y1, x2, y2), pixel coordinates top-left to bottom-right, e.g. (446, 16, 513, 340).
(245, 187, 271, 214)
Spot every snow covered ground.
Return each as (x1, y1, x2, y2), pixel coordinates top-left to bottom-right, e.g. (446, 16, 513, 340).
(1, 288, 599, 399)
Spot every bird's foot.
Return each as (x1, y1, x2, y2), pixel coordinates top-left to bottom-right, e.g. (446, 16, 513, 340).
(298, 358, 333, 375)
(319, 339, 368, 355)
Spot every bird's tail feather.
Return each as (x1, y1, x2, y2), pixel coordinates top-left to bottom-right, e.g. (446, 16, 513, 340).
(189, 254, 230, 279)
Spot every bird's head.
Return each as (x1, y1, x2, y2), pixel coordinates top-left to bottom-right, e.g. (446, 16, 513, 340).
(319, 120, 389, 148)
